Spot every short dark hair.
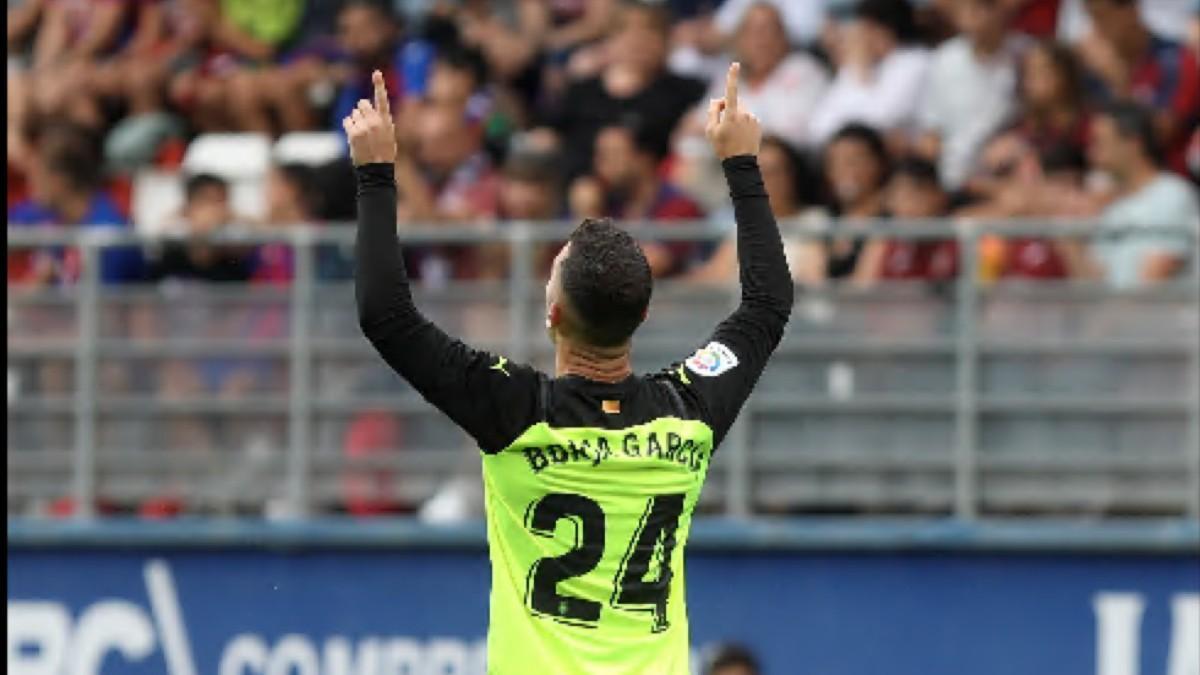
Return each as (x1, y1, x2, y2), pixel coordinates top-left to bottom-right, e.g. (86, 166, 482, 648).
(621, 1, 673, 36)
(274, 163, 322, 217)
(36, 119, 102, 191)
(892, 155, 941, 188)
(604, 116, 665, 161)
(1039, 143, 1087, 175)
(437, 44, 489, 89)
(855, 0, 917, 43)
(706, 643, 761, 675)
(826, 123, 893, 183)
(1101, 100, 1162, 165)
(761, 135, 816, 206)
(560, 218, 652, 347)
(184, 173, 229, 203)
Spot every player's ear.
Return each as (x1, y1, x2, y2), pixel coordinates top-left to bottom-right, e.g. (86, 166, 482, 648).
(547, 302, 563, 330)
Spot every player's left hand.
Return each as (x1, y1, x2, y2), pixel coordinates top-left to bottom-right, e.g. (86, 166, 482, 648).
(343, 70, 397, 166)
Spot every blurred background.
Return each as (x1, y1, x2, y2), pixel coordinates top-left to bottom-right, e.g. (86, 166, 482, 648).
(6, 0, 1199, 673)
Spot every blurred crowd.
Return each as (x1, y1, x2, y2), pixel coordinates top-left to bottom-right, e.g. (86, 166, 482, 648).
(7, 0, 1200, 291)
(6, 0, 1200, 518)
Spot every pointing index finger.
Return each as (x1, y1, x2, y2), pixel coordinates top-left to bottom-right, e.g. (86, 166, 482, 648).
(373, 70, 391, 120)
(725, 62, 740, 113)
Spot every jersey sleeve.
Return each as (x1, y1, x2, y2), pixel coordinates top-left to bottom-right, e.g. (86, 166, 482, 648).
(661, 156, 794, 448)
(354, 163, 542, 454)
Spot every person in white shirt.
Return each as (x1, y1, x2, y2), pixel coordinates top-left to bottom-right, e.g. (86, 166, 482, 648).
(1083, 102, 1199, 288)
(683, 2, 831, 150)
(670, 2, 830, 214)
(809, 0, 931, 147)
(669, 0, 830, 78)
(918, 0, 1028, 189)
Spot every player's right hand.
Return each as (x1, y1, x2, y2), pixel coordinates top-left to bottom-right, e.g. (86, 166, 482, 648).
(705, 62, 761, 160)
(343, 70, 397, 166)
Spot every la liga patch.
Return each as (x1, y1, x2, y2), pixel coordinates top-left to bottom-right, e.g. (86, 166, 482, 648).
(685, 342, 739, 377)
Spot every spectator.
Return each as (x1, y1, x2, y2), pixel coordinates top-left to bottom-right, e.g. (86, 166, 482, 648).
(24, 0, 136, 130)
(541, 1, 706, 180)
(7, 0, 46, 171)
(453, 0, 548, 90)
(145, 173, 252, 283)
(821, 124, 894, 281)
(497, 150, 567, 277)
(1010, 39, 1091, 156)
(8, 120, 143, 287)
(917, 0, 1027, 189)
(398, 103, 501, 224)
(958, 138, 1077, 280)
(248, 163, 323, 285)
(1058, 0, 1195, 44)
(500, 151, 565, 222)
(678, 2, 830, 152)
(394, 104, 501, 283)
(669, 0, 829, 79)
(1081, 102, 1199, 288)
(231, 0, 434, 136)
(167, 0, 305, 133)
(1074, 0, 1200, 175)
(809, 0, 931, 148)
(704, 643, 761, 675)
(342, 409, 406, 516)
(569, 123, 705, 277)
(854, 156, 960, 285)
(690, 136, 829, 286)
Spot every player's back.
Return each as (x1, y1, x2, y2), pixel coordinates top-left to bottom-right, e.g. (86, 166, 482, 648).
(482, 371, 714, 675)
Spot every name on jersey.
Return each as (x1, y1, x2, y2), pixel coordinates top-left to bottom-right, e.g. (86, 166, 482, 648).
(522, 431, 708, 474)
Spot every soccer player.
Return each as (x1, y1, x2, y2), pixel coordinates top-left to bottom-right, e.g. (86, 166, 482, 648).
(346, 63, 791, 674)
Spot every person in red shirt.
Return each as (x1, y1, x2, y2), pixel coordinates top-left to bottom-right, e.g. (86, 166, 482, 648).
(855, 156, 959, 286)
(1076, 0, 1200, 175)
(568, 121, 706, 277)
(955, 135, 1078, 280)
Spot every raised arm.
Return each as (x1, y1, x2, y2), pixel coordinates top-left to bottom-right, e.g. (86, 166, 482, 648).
(347, 72, 540, 454)
(707, 64, 794, 333)
(663, 64, 793, 448)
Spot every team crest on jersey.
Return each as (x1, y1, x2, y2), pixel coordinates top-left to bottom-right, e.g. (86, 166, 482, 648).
(685, 342, 738, 377)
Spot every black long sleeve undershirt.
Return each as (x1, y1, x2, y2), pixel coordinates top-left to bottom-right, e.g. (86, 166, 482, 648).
(661, 155, 792, 446)
(353, 162, 541, 453)
(723, 154, 794, 326)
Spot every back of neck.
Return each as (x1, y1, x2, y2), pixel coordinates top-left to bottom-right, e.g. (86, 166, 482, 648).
(555, 338, 633, 383)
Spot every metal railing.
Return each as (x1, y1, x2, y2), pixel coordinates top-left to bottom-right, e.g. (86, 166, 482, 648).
(7, 220, 1200, 520)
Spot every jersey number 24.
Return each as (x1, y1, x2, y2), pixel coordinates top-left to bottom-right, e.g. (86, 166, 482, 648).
(524, 492, 685, 632)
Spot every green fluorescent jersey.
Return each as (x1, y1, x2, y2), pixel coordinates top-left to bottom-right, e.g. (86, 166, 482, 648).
(354, 157, 792, 674)
(482, 417, 712, 674)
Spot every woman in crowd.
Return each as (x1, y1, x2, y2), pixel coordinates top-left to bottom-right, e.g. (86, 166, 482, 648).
(820, 124, 894, 282)
(1010, 39, 1091, 156)
(689, 135, 828, 286)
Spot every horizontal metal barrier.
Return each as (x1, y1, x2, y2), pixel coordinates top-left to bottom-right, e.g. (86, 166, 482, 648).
(7, 517, 1200, 553)
(7, 220, 1200, 522)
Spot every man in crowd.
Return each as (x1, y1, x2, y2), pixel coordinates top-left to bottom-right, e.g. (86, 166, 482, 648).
(541, 1, 706, 180)
(8, 120, 143, 286)
(918, 0, 1027, 189)
(569, 123, 705, 277)
(809, 0, 931, 148)
(1076, 0, 1199, 175)
(1082, 102, 1199, 288)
